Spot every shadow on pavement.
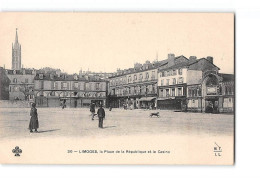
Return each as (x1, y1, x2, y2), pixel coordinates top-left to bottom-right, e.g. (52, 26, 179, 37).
(37, 129, 60, 133)
(102, 126, 116, 129)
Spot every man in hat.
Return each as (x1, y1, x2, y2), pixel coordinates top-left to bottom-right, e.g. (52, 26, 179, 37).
(97, 104, 105, 128)
(90, 102, 96, 120)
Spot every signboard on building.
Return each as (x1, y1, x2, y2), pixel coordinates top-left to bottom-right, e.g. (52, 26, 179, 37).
(206, 86, 217, 95)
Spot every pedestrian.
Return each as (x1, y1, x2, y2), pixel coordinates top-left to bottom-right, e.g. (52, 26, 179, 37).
(90, 102, 96, 120)
(29, 103, 39, 133)
(97, 104, 105, 128)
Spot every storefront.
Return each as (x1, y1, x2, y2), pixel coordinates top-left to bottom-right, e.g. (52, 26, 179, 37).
(157, 97, 185, 110)
(138, 97, 156, 109)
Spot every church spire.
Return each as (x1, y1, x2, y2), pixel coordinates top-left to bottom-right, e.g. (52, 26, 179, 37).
(12, 28, 21, 70)
(15, 28, 18, 44)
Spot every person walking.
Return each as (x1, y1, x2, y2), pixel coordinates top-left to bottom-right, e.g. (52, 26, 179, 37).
(90, 102, 95, 120)
(97, 105, 105, 128)
(29, 103, 39, 133)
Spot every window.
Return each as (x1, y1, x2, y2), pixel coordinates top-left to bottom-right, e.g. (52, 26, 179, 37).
(162, 71, 166, 77)
(51, 81, 54, 89)
(194, 88, 197, 97)
(55, 82, 58, 90)
(161, 79, 164, 86)
(160, 72, 162, 77)
(178, 68, 182, 75)
(172, 70, 177, 76)
(171, 88, 175, 96)
(13, 78, 17, 83)
(128, 76, 132, 83)
(96, 83, 100, 90)
(172, 78, 176, 85)
(25, 78, 29, 83)
(178, 88, 182, 96)
(134, 75, 137, 81)
(160, 89, 163, 97)
(196, 87, 200, 96)
(166, 89, 169, 97)
(146, 72, 149, 79)
(178, 77, 183, 84)
(62, 82, 67, 89)
(166, 79, 169, 85)
(152, 71, 155, 79)
(74, 82, 79, 89)
(139, 73, 143, 81)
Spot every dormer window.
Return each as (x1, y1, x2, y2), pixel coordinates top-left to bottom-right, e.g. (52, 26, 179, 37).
(50, 74, 54, 79)
(13, 70, 16, 75)
(74, 75, 78, 80)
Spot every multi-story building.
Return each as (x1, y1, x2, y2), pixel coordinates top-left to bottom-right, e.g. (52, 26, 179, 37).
(80, 70, 113, 80)
(34, 70, 108, 108)
(187, 72, 234, 113)
(5, 69, 36, 101)
(0, 67, 11, 100)
(108, 60, 164, 109)
(157, 55, 222, 111)
(185, 58, 234, 113)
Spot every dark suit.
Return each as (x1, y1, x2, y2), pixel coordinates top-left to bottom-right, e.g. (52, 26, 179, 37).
(97, 107, 105, 128)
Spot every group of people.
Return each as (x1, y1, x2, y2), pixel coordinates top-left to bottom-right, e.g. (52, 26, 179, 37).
(28, 102, 106, 133)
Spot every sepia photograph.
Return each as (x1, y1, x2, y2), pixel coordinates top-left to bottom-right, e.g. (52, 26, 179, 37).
(0, 12, 234, 164)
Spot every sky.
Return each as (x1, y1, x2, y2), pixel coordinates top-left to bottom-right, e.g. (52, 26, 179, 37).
(0, 13, 234, 74)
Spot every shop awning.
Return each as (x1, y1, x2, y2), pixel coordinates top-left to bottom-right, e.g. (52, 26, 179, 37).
(157, 97, 176, 101)
(139, 97, 156, 101)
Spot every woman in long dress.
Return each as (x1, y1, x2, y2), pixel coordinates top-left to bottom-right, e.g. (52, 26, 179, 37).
(29, 103, 39, 133)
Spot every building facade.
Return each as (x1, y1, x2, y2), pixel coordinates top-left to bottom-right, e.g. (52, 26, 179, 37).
(185, 58, 234, 113)
(5, 69, 36, 101)
(0, 67, 11, 100)
(34, 71, 108, 108)
(157, 55, 223, 111)
(108, 60, 163, 109)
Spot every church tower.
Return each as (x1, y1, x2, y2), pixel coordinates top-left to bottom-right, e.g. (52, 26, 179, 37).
(12, 28, 22, 70)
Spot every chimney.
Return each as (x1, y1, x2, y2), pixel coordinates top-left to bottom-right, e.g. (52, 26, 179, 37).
(206, 56, 213, 63)
(189, 56, 197, 61)
(79, 70, 83, 78)
(134, 63, 142, 69)
(168, 54, 175, 61)
(167, 53, 175, 67)
(56, 69, 61, 77)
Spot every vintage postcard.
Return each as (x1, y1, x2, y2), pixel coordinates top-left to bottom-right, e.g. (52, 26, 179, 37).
(0, 12, 234, 164)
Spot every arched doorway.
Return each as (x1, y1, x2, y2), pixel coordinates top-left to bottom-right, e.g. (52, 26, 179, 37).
(202, 74, 220, 113)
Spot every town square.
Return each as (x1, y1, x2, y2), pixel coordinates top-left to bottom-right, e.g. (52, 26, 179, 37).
(0, 13, 234, 165)
(0, 106, 234, 139)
